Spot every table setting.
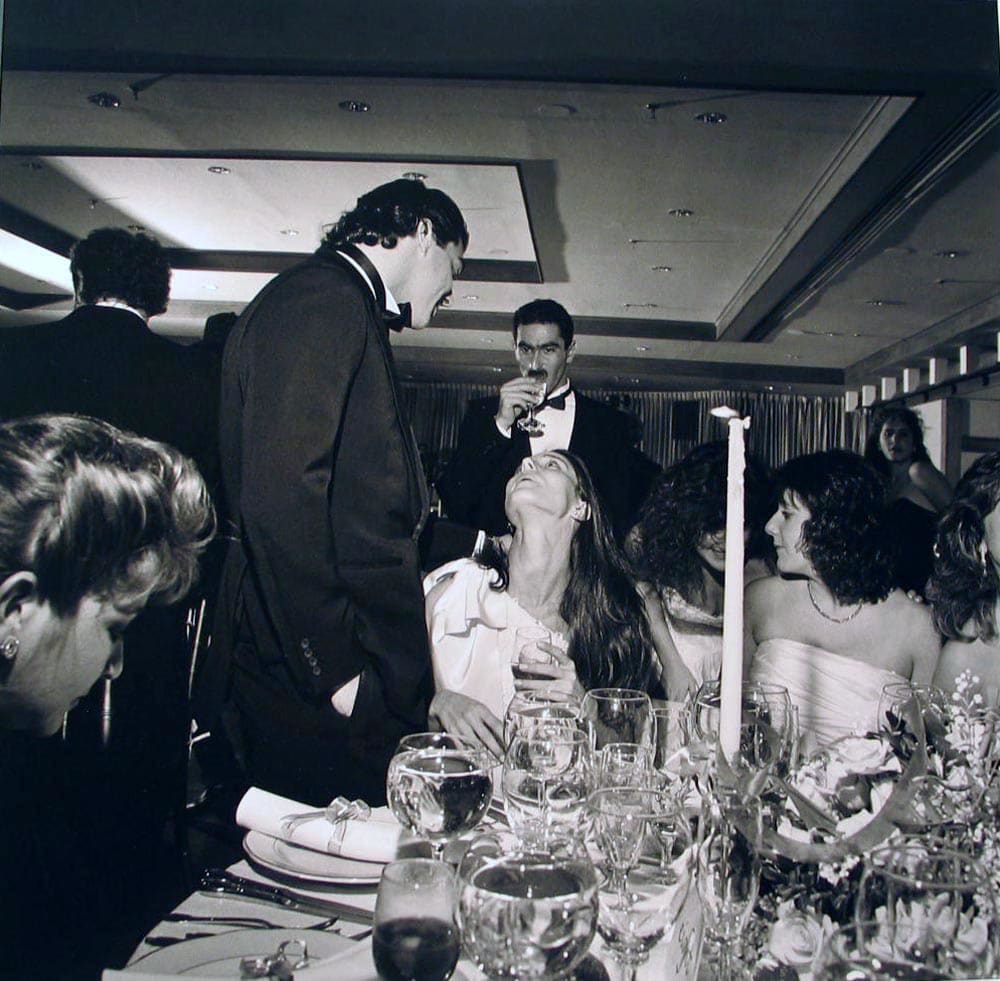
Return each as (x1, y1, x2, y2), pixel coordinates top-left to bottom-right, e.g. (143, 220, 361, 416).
(110, 409, 1000, 980)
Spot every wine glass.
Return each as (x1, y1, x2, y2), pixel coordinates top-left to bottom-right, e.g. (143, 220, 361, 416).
(504, 690, 582, 744)
(373, 858, 459, 981)
(387, 741, 493, 860)
(581, 688, 652, 753)
(854, 839, 999, 979)
(695, 785, 763, 981)
(596, 867, 675, 981)
(501, 724, 591, 847)
(516, 367, 548, 437)
(458, 837, 599, 979)
(596, 742, 653, 789)
(878, 681, 949, 745)
(651, 701, 691, 791)
(513, 624, 554, 679)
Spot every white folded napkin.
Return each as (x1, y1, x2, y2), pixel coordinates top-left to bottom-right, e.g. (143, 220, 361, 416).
(236, 787, 401, 863)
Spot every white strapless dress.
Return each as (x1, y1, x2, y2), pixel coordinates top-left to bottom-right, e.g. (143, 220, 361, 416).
(749, 638, 908, 756)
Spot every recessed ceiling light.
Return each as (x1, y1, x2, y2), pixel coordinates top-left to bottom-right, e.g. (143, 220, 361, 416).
(866, 299, 902, 307)
(668, 208, 694, 218)
(623, 303, 658, 309)
(204, 284, 219, 291)
(491, 367, 504, 373)
(207, 165, 230, 175)
(402, 172, 426, 182)
(650, 265, 672, 272)
(488, 248, 509, 257)
(536, 103, 577, 118)
(339, 100, 371, 113)
(695, 112, 727, 124)
(88, 92, 120, 109)
(280, 228, 299, 237)
(934, 250, 964, 259)
(127, 224, 146, 233)
(635, 345, 649, 352)
(462, 294, 479, 301)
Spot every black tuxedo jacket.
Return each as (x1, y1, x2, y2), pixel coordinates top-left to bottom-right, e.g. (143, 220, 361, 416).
(436, 391, 638, 537)
(211, 251, 432, 802)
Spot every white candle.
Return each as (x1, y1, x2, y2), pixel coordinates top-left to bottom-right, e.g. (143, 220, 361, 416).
(710, 407, 750, 762)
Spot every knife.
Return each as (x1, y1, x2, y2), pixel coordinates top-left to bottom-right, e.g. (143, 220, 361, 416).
(198, 869, 374, 926)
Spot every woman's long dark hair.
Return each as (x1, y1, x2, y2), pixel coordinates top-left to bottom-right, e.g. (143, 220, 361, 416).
(863, 407, 931, 480)
(478, 450, 655, 691)
(927, 451, 1000, 641)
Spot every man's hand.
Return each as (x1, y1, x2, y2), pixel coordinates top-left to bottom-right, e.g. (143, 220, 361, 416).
(428, 689, 505, 760)
(495, 376, 546, 432)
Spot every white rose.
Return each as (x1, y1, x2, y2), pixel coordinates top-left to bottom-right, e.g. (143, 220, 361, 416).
(767, 901, 834, 974)
(833, 735, 895, 775)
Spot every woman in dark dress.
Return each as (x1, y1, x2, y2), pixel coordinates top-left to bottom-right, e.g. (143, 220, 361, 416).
(864, 406, 952, 595)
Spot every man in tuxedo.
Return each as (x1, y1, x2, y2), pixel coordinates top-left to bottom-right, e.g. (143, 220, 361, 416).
(211, 179, 467, 806)
(437, 298, 642, 537)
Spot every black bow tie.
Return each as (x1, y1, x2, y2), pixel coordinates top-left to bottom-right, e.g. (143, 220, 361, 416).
(383, 303, 412, 332)
(540, 389, 571, 411)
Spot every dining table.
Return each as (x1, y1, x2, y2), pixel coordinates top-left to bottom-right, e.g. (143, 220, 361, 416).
(106, 814, 704, 981)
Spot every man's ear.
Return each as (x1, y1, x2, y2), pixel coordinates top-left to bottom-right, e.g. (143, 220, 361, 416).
(0, 572, 38, 629)
(565, 340, 576, 365)
(416, 217, 434, 255)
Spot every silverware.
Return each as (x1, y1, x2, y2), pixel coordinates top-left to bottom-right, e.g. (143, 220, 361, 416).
(165, 911, 340, 931)
(198, 869, 374, 926)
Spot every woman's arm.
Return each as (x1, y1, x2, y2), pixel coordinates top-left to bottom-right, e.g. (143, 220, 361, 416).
(909, 460, 952, 512)
(638, 582, 697, 700)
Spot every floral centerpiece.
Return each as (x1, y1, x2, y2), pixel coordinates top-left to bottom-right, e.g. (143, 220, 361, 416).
(749, 676, 1000, 980)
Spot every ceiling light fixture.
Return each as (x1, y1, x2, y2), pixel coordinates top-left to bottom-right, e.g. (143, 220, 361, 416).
(207, 165, 231, 175)
(635, 345, 649, 352)
(88, 92, 120, 109)
(462, 294, 479, 301)
(866, 299, 902, 307)
(623, 303, 658, 309)
(934, 250, 964, 259)
(536, 103, 577, 118)
(339, 100, 371, 113)
(402, 172, 426, 182)
(127, 224, 146, 233)
(668, 208, 694, 218)
(279, 228, 299, 237)
(695, 112, 727, 124)
(204, 284, 218, 291)
(650, 265, 672, 272)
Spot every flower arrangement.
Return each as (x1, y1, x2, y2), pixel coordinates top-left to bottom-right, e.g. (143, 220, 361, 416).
(749, 679, 1000, 980)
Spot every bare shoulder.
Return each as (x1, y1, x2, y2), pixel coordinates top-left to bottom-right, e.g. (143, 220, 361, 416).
(746, 574, 795, 616)
(935, 634, 1000, 705)
(908, 459, 952, 507)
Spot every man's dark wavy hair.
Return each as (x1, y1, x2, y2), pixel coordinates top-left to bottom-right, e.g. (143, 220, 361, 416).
(319, 179, 468, 253)
(775, 450, 895, 605)
(71, 228, 171, 317)
(927, 451, 1000, 641)
(477, 450, 655, 692)
(512, 299, 575, 347)
(863, 406, 932, 480)
(627, 441, 772, 602)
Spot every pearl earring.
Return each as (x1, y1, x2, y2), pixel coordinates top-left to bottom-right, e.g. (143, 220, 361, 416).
(0, 636, 19, 661)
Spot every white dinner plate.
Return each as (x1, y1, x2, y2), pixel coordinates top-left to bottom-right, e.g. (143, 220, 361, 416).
(127, 927, 353, 976)
(243, 830, 385, 885)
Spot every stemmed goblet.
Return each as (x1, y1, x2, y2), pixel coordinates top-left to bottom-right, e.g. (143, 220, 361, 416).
(516, 367, 548, 437)
(387, 733, 493, 861)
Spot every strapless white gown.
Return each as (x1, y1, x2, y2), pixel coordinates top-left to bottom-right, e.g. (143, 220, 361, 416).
(749, 638, 908, 756)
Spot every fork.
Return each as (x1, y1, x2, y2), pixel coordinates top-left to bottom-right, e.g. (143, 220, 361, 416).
(164, 912, 341, 930)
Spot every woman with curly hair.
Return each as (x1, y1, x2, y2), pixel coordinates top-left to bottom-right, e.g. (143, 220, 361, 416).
(746, 450, 939, 753)
(626, 441, 773, 698)
(928, 452, 1000, 706)
(864, 406, 952, 594)
(424, 449, 655, 758)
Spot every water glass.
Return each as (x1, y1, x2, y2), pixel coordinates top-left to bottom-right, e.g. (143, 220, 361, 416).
(596, 867, 676, 981)
(458, 842, 599, 979)
(387, 743, 493, 859)
(581, 688, 652, 752)
(502, 725, 591, 847)
(513, 625, 554, 679)
(373, 859, 459, 981)
(504, 690, 582, 744)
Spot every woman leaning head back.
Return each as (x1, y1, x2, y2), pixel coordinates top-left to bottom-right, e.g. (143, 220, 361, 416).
(0, 414, 214, 735)
(770, 449, 894, 606)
